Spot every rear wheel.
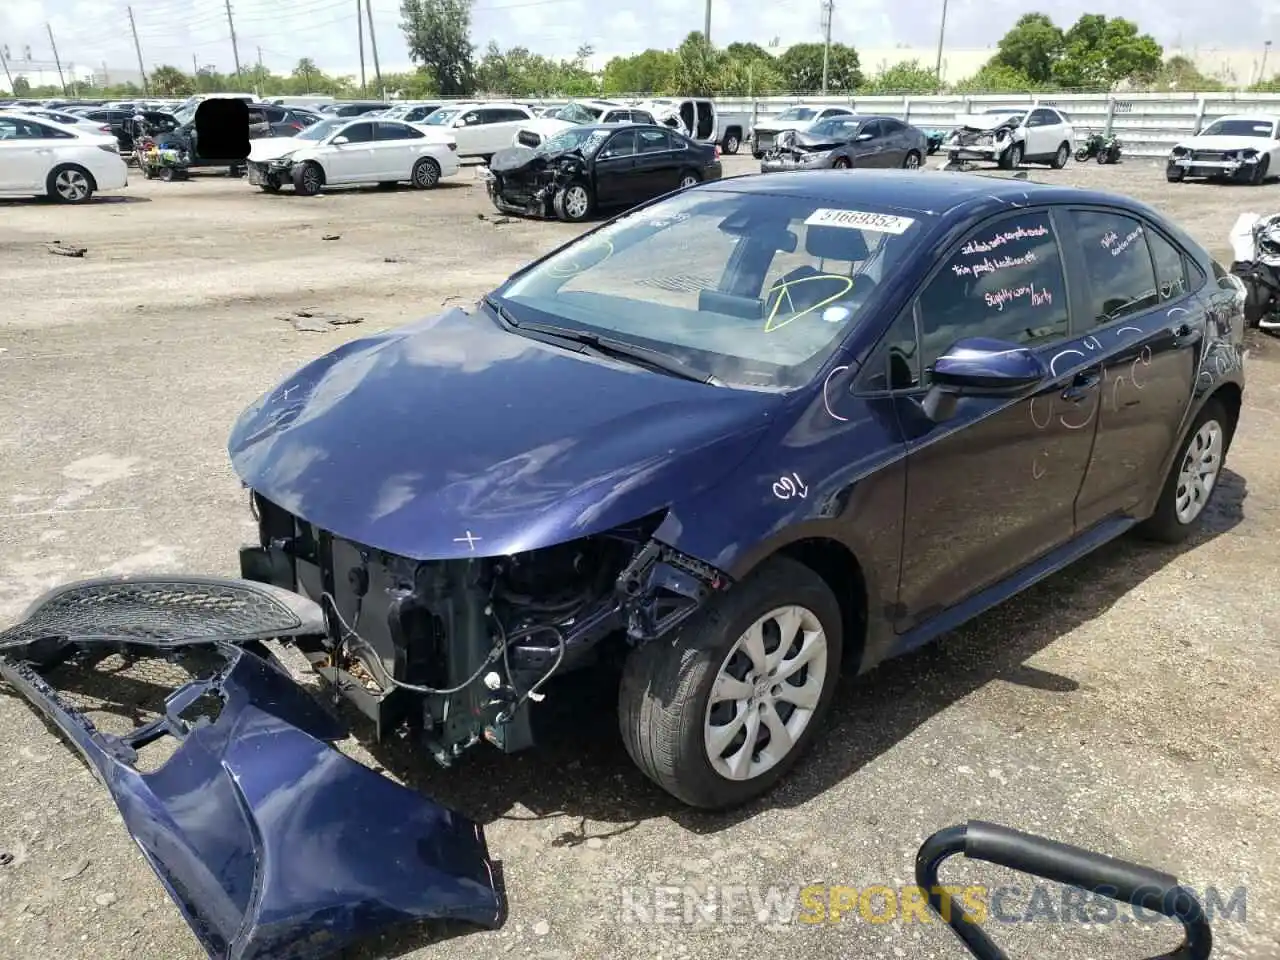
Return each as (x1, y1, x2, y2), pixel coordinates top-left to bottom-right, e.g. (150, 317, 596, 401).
(617, 555, 844, 809)
(412, 157, 441, 189)
(903, 150, 921, 169)
(1050, 142, 1070, 169)
(678, 170, 700, 189)
(47, 164, 95, 203)
(722, 132, 740, 155)
(292, 161, 324, 196)
(832, 156, 851, 169)
(1138, 399, 1230, 543)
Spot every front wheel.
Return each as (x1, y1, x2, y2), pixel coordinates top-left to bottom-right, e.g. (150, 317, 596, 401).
(552, 181, 592, 222)
(617, 555, 844, 810)
(1050, 142, 1070, 169)
(1074, 148, 1089, 162)
(1166, 164, 1186, 183)
(411, 156, 441, 189)
(292, 161, 323, 196)
(832, 156, 851, 169)
(999, 141, 1023, 169)
(1251, 155, 1271, 185)
(1138, 399, 1231, 543)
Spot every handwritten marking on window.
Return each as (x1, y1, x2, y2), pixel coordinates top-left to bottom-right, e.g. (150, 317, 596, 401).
(546, 239, 615, 278)
(772, 473, 809, 500)
(951, 250, 1038, 278)
(985, 284, 1053, 311)
(763, 274, 854, 332)
(960, 223, 1048, 256)
(1100, 225, 1143, 257)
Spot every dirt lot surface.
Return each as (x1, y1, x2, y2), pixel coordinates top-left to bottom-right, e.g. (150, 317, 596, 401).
(1, 155, 1278, 960)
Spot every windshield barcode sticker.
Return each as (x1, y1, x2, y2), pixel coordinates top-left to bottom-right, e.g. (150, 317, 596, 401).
(805, 209, 916, 234)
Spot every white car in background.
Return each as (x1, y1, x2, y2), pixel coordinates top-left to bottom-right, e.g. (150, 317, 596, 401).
(945, 106, 1076, 169)
(245, 116, 459, 196)
(511, 99, 657, 149)
(22, 108, 116, 137)
(749, 104, 856, 158)
(418, 101, 536, 160)
(0, 111, 127, 203)
(1167, 114, 1280, 184)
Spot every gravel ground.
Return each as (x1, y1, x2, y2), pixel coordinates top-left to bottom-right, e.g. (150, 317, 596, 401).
(1, 154, 1278, 960)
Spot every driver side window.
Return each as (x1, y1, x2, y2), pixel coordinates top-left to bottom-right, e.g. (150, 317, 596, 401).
(915, 209, 1070, 375)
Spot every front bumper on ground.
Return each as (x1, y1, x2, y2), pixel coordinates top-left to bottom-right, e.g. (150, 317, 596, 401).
(0, 575, 503, 960)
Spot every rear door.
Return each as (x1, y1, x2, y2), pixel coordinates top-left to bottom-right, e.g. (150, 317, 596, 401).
(1058, 207, 1207, 529)
(373, 121, 419, 178)
(877, 118, 911, 166)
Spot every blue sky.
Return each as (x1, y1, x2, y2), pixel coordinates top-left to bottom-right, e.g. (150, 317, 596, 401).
(1, 0, 1274, 81)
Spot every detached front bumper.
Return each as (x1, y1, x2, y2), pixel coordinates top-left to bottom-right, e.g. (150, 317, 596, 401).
(0, 575, 503, 960)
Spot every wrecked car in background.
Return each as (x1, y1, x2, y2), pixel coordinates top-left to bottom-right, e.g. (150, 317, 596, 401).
(944, 106, 1075, 170)
(759, 114, 928, 172)
(749, 103, 856, 158)
(482, 123, 721, 222)
(1166, 113, 1280, 185)
(511, 99, 657, 149)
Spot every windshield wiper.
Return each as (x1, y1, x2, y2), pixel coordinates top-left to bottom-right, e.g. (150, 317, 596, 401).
(486, 302, 720, 386)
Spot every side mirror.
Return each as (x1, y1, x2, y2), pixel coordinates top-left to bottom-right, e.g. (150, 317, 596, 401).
(331, 135, 349, 145)
(921, 336, 1046, 422)
(856, 132, 874, 141)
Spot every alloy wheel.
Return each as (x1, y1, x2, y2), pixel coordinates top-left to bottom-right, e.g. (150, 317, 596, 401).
(415, 159, 439, 187)
(905, 152, 920, 169)
(703, 605, 829, 782)
(1175, 419, 1223, 524)
(55, 169, 90, 201)
(680, 174, 699, 189)
(564, 185, 589, 219)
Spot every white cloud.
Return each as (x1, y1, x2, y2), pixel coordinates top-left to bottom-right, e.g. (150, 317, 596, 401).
(1, 0, 1273, 84)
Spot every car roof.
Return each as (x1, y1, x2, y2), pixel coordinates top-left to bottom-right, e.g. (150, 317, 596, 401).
(705, 169, 1149, 219)
(1215, 113, 1280, 122)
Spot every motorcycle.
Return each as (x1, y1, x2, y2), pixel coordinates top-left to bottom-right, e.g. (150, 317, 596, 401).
(1229, 212, 1280, 332)
(918, 821, 1212, 959)
(1075, 132, 1122, 164)
(926, 129, 947, 155)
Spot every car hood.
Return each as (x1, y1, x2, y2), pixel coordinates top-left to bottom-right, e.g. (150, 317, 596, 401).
(249, 136, 306, 161)
(227, 307, 778, 560)
(776, 131, 844, 151)
(953, 113, 1022, 131)
(1176, 134, 1279, 151)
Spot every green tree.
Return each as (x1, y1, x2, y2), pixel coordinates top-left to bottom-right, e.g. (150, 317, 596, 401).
(1155, 55, 1224, 92)
(724, 42, 773, 63)
(1052, 15, 1162, 89)
(599, 49, 678, 95)
(862, 59, 940, 94)
(776, 41, 862, 92)
(716, 50, 784, 95)
(673, 31, 722, 95)
(12, 75, 31, 95)
(400, 0, 476, 96)
(953, 62, 1040, 93)
(381, 68, 440, 97)
(991, 13, 1063, 84)
(149, 65, 193, 96)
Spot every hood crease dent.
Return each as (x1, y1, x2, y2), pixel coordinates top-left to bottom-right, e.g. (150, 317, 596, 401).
(228, 307, 778, 560)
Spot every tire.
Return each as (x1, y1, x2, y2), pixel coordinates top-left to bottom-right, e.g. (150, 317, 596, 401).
(292, 161, 323, 196)
(722, 132, 740, 155)
(1251, 155, 1270, 185)
(159, 167, 175, 182)
(1096, 151, 1107, 164)
(903, 150, 922, 170)
(1166, 164, 1186, 183)
(617, 554, 844, 810)
(832, 156, 851, 169)
(998, 141, 1023, 170)
(411, 156, 441, 189)
(46, 164, 95, 204)
(1074, 148, 1089, 162)
(376, 181, 397, 190)
(752, 150, 764, 160)
(1137, 399, 1231, 544)
(553, 181, 592, 222)
(1050, 142, 1070, 169)
(678, 170, 700, 189)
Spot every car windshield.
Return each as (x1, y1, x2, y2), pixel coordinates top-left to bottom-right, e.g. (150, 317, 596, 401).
(808, 116, 860, 139)
(496, 189, 931, 389)
(1201, 118, 1277, 138)
(536, 127, 611, 155)
(777, 107, 818, 121)
(555, 103, 602, 124)
(423, 108, 459, 125)
(296, 118, 344, 141)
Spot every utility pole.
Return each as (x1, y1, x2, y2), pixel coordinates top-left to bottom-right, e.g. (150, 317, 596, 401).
(256, 45, 264, 95)
(819, 0, 833, 95)
(932, 0, 949, 94)
(703, 0, 711, 46)
(357, 0, 366, 95)
(0, 46, 13, 94)
(46, 23, 67, 95)
(364, 0, 382, 98)
(127, 6, 149, 94)
(224, 0, 242, 82)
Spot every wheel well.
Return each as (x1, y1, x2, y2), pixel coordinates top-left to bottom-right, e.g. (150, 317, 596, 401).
(777, 538, 867, 667)
(723, 125, 742, 138)
(1211, 381, 1243, 441)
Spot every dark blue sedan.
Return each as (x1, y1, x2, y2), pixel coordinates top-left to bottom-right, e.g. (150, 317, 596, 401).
(230, 169, 1247, 810)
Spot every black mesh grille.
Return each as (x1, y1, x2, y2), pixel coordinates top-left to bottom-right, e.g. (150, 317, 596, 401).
(0, 578, 304, 648)
(517, 131, 541, 148)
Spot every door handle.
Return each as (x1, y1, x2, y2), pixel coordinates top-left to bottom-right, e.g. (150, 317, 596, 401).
(1171, 321, 1202, 346)
(1061, 370, 1100, 403)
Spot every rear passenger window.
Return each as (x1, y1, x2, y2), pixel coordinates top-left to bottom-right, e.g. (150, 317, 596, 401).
(916, 210, 1069, 371)
(1147, 228, 1190, 301)
(1069, 210, 1160, 324)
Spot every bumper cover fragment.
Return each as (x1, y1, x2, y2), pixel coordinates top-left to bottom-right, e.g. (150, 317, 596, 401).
(0, 575, 503, 960)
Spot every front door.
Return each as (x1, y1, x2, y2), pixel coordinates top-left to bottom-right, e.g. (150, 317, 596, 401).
(1060, 208, 1206, 529)
(593, 128, 640, 204)
(855, 120, 890, 167)
(894, 207, 1102, 629)
(1023, 108, 1056, 157)
(326, 121, 376, 181)
(633, 127, 680, 196)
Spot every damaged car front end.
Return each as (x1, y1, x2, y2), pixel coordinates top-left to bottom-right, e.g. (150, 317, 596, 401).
(481, 127, 610, 219)
(944, 111, 1023, 166)
(0, 576, 503, 959)
(759, 129, 839, 172)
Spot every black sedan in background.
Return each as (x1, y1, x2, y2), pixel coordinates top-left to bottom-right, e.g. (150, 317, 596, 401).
(484, 123, 722, 222)
(760, 114, 929, 173)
